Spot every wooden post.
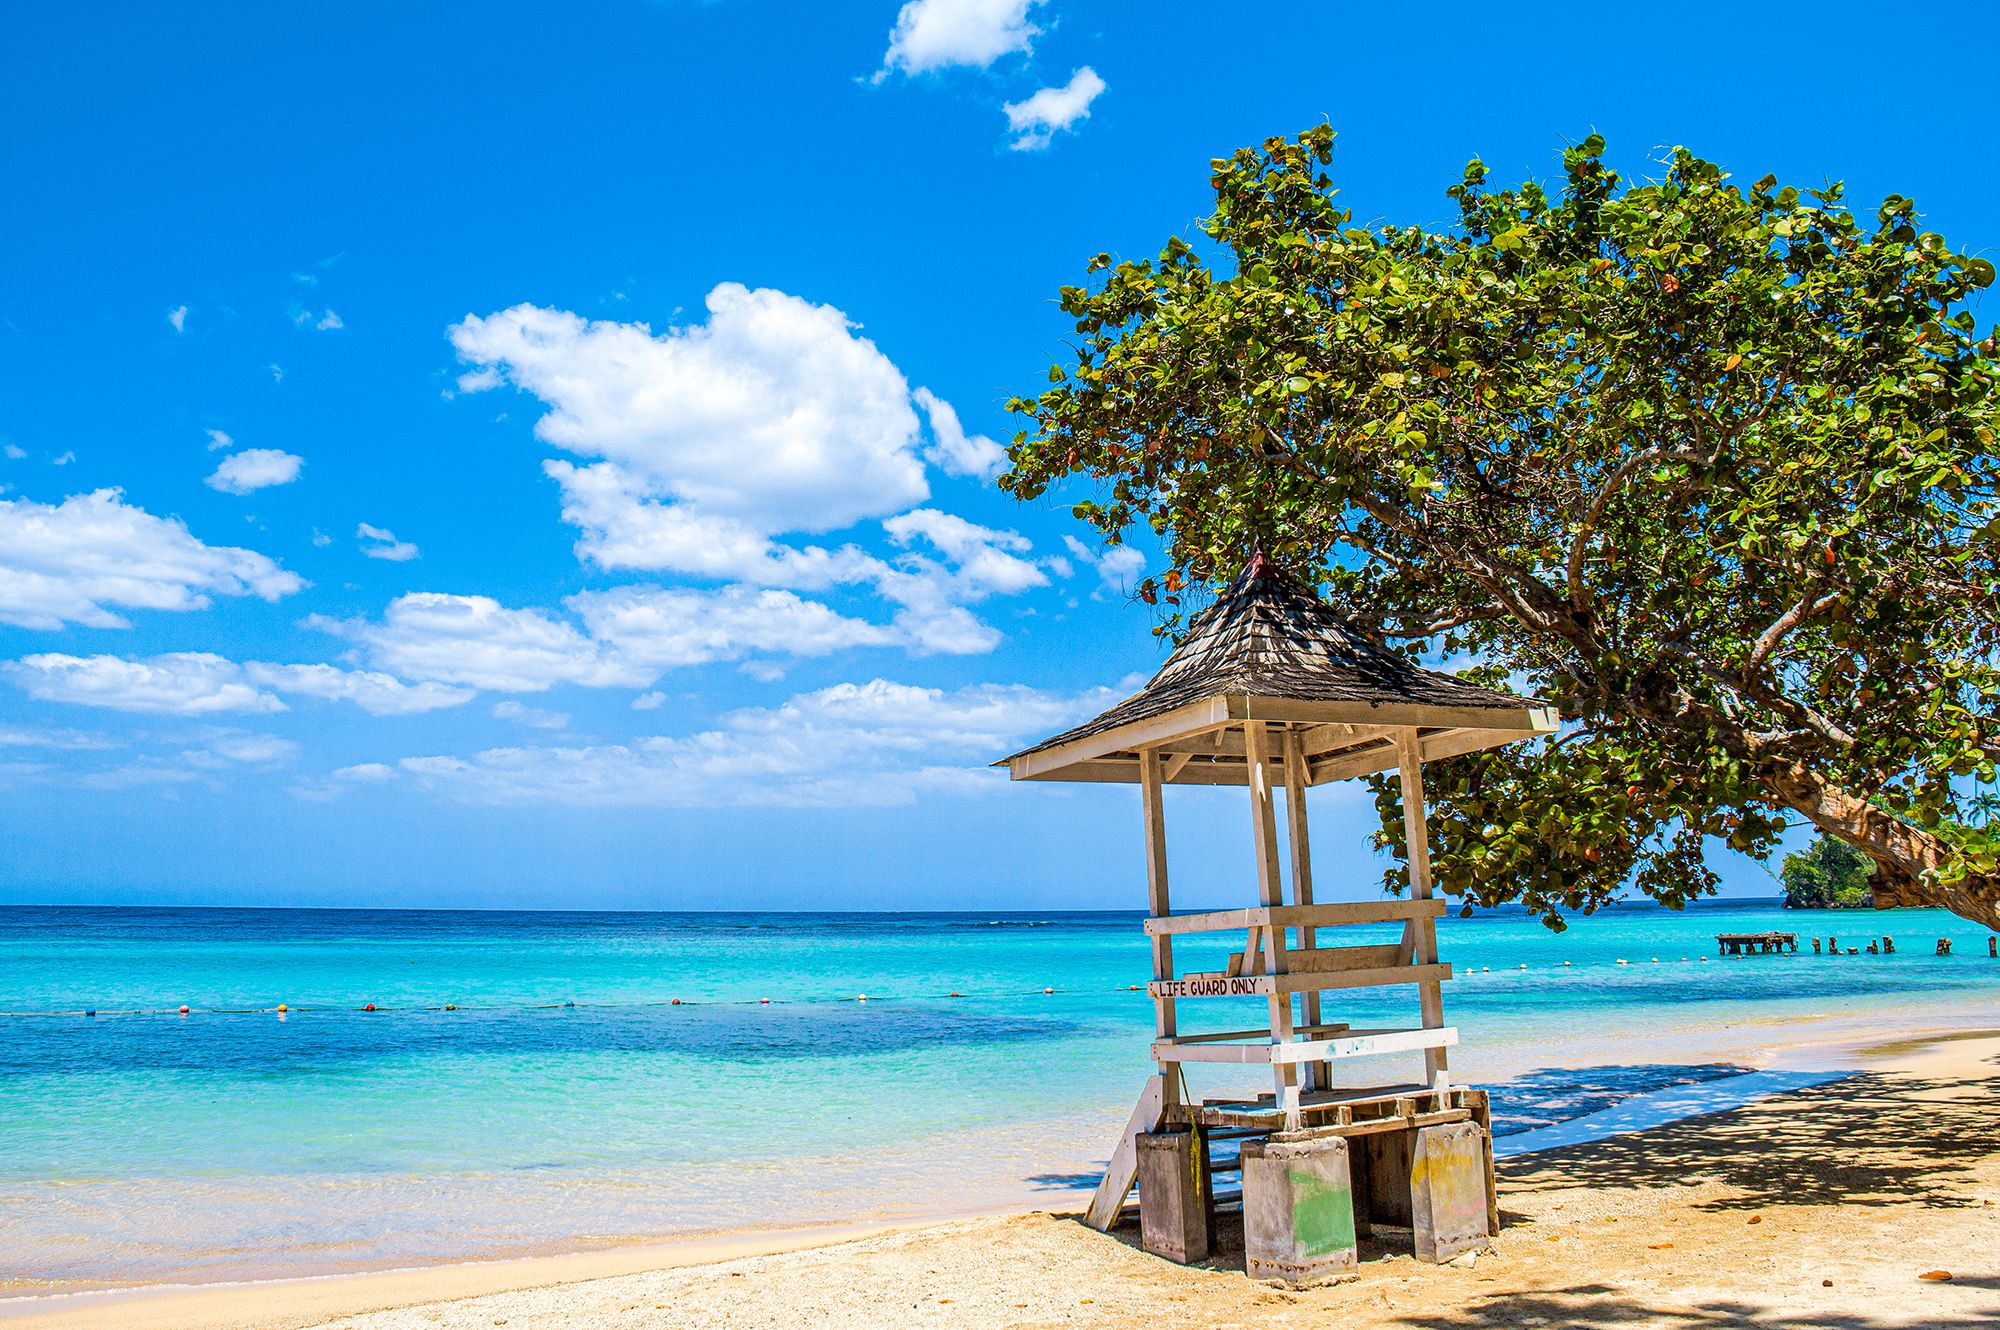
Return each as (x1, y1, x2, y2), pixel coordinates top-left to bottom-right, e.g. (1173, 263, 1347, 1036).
(1246, 720, 1300, 1125)
(1083, 749, 1177, 1234)
(1283, 727, 1324, 1094)
(1396, 729, 1449, 1088)
(1141, 748, 1178, 1094)
(1085, 1075, 1164, 1231)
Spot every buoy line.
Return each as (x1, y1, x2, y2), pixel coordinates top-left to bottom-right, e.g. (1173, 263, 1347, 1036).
(1, 956, 1762, 1019)
(25, 946, 1886, 1021)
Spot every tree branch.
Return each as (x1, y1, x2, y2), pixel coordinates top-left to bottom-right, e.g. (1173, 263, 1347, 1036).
(1658, 643, 1858, 748)
(1746, 589, 1844, 674)
(1381, 606, 1507, 638)
(1565, 446, 1712, 609)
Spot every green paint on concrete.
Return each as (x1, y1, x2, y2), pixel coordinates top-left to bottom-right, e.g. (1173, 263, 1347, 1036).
(1287, 1166, 1355, 1257)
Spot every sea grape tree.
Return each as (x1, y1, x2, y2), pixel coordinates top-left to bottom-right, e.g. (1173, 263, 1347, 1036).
(1003, 126, 2000, 929)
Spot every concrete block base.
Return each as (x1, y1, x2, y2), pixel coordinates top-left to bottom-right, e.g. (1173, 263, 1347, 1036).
(1136, 1131, 1210, 1264)
(1411, 1121, 1491, 1263)
(1240, 1135, 1359, 1286)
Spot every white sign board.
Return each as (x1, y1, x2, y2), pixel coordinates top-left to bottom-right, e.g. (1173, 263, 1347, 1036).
(1148, 974, 1275, 999)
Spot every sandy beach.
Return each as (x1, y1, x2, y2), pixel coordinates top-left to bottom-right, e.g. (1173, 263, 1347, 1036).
(10, 1027, 1997, 1330)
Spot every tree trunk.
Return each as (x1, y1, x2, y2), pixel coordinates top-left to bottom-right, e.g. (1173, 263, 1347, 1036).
(1618, 672, 2000, 932)
(1759, 759, 2000, 933)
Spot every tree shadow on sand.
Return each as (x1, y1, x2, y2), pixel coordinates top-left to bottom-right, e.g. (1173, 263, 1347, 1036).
(1500, 1062, 2000, 1213)
(1384, 1285, 1996, 1330)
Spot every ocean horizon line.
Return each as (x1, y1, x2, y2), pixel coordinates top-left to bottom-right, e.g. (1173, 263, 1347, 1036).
(0, 895, 1798, 919)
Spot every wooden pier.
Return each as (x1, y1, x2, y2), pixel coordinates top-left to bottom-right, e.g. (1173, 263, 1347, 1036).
(1716, 931, 1797, 956)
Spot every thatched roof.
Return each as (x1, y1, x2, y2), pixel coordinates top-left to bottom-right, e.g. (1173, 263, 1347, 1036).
(1000, 553, 1556, 785)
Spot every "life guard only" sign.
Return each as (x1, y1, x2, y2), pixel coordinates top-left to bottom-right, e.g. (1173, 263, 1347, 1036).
(1147, 975, 1275, 999)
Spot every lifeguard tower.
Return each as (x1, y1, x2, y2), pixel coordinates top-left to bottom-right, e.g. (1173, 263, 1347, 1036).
(1000, 554, 1557, 1280)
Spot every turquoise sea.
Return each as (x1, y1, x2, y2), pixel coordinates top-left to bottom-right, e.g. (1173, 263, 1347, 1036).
(4, 900, 1999, 1296)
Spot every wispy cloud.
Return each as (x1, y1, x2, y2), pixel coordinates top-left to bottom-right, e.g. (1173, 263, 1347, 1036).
(393, 676, 1124, 808)
(5, 652, 473, 716)
(1003, 67, 1105, 150)
(492, 700, 570, 731)
(357, 523, 419, 562)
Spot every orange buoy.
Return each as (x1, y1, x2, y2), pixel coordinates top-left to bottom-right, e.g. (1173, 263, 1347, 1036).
(949, 991, 961, 997)
(363, 1003, 376, 1011)
(1042, 986, 1054, 994)
(178, 1004, 190, 1015)
(671, 998, 682, 1005)
(759, 997, 770, 1004)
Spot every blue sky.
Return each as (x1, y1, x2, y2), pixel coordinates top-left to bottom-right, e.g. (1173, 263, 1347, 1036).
(1, 1, 1988, 911)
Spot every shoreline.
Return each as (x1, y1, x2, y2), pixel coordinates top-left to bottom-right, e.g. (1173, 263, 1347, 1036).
(0, 1219, 973, 1330)
(9, 1017, 1999, 1329)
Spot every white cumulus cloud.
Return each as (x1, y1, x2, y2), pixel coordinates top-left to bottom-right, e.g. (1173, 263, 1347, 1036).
(452, 286, 930, 537)
(3, 652, 474, 716)
(245, 662, 474, 716)
(880, 0, 1042, 76)
(7, 653, 283, 715)
(206, 448, 304, 495)
(318, 584, 909, 694)
(575, 585, 896, 672)
(312, 593, 643, 693)
(1003, 66, 1106, 150)
(398, 676, 1120, 808)
(0, 489, 303, 630)
(167, 305, 188, 333)
(450, 287, 1042, 653)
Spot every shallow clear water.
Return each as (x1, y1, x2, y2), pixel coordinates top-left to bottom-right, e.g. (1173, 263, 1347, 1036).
(2, 900, 1996, 1293)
